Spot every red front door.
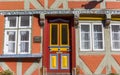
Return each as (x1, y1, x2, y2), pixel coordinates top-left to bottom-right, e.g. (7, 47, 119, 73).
(43, 17, 75, 74)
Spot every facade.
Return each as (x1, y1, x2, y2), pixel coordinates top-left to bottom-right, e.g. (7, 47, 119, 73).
(0, 0, 120, 75)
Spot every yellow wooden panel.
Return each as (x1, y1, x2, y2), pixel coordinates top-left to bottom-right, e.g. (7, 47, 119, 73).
(60, 48, 67, 51)
(112, 18, 120, 21)
(51, 56, 57, 68)
(51, 48, 58, 51)
(79, 17, 105, 20)
(62, 56, 68, 68)
(79, 14, 105, 20)
(112, 15, 120, 21)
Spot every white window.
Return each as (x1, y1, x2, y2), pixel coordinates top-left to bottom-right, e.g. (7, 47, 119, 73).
(111, 24, 120, 51)
(19, 16, 31, 28)
(79, 23, 104, 51)
(4, 30, 17, 54)
(5, 16, 18, 28)
(18, 30, 31, 54)
(93, 24, 104, 51)
(4, 16, 32, 54)
(80, 23, 91, 51)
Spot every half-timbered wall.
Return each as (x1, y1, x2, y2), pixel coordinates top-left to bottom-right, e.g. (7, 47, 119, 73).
(0, 0, 120, 75)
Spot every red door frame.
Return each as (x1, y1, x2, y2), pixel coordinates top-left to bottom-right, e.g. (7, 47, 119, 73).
(43, 15, 76, 74)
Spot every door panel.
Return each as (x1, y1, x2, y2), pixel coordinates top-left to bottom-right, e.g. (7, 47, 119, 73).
(61, 54, 69, 69)
(50, 54, 58, 69)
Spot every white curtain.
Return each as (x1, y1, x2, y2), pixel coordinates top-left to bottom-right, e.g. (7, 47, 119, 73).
(8, 31, 15, 53)
(81, 25, 90, 49)
(20, 31, 29, 52)
(112, 25, 120, 49)
(93, 25, 103, 49)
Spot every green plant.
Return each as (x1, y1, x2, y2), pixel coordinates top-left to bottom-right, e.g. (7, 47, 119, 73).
(0, 70, 13, 75)
(108, 73, 118, 75)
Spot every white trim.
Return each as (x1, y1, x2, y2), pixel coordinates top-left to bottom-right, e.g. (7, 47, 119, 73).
(110, 23, 120, 51)
(4, 30, 17, 54)
(92, 23, 104, 51)
(79, 23, 92, 51)
(18, 29, 31, 54)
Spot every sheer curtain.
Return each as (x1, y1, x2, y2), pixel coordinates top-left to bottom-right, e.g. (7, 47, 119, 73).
(93, 25, 103, 49)
(8, 31, 15, 53)
(81, 25, 90, 50)
(8, 16, 16, 27)
(112, 25, 120, 49)
(21, 16, 29, 26)
(20, 31, 29, 52)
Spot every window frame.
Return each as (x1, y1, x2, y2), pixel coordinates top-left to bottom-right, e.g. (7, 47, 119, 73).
(79, 23, 104, 51)
(79, 23, 92, 51)
(4, 30, 17, 54)
(4, 15, 32, 54)
(110, 23, 120, 51)
(18, 29, 31, 54)
(5, 16, 18, 28)
(92, 23, 104, 51)
(19, 16, 32, 28)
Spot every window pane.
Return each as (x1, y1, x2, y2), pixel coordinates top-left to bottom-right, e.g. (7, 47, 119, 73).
(20, 42, 29, 52)
(62, 25, 68, 45)
(5, 31, 16, 54)
(94, 42, 103, 49)
(51, 25, 58, 45)
(113, 42, 120, 49)
(7, 31, 15, 41)
(112, 25, 120, 32)
(81, 24, 90, 50)
(111, 25, 120, 50)
(81, 42, 90, 49)
(8, 16, 16, 27)
(94, 33, 102, 40)
(21, 16, 29, 26)
(81, 33, 90, 40)
(81, 25, 90, 32)
(94, 25, 102, 32)
(20, 31, 29, 41)
(8, 42, 15, 53)
(112, 33, 120, 40)
(93, 25, 103, 50)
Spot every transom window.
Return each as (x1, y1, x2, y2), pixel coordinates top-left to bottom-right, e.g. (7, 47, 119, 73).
(79, 23, 104, 51)
(4, 15, 32, 54)
(111, 24, 120, 51)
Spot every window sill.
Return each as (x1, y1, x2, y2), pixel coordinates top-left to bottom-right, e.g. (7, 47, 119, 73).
(0, 54, 42, 58)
